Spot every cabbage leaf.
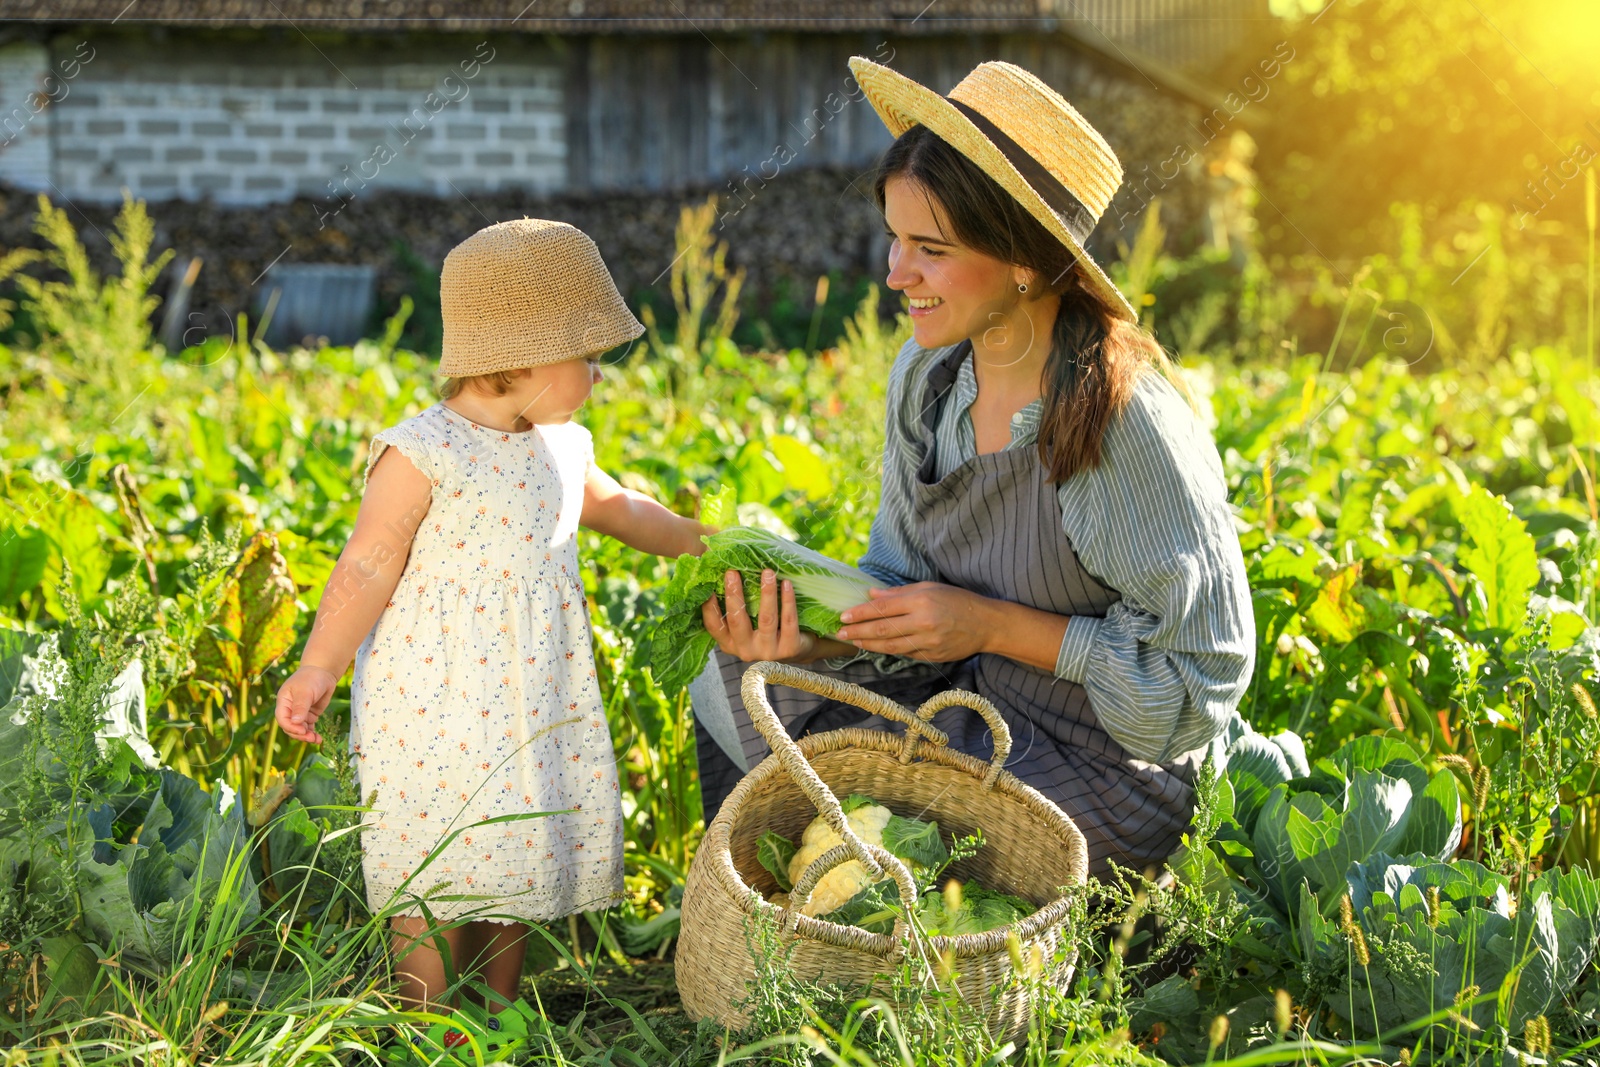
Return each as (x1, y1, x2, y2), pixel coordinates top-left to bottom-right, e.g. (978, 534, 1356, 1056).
(882, 814, 949, 870)
(647, 525, 878, 695)
(757, 830, 797, 891)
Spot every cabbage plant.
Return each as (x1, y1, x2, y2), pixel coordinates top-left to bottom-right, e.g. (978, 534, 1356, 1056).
(1323, 854, 1600, 1037)
(76, 770, 260, 972)
(0, 629, 260, 982)
(1139, 731, 1600, 1057)
(1215, 734, 1463, 919)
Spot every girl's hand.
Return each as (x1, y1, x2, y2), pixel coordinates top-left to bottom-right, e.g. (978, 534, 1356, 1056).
(702, 569, 821, 664)
(833, 582, 996, 663)
(581, 464, 719, 558)
(275, 665, 339, 745)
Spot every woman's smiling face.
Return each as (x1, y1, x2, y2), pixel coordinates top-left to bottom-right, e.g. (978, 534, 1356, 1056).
(882, 175, 1020, 350)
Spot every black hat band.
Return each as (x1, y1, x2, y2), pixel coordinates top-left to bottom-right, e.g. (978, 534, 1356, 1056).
(949, 97, 1099, 246)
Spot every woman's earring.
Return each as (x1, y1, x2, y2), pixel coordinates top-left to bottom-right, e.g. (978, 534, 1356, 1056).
(1018, 282, 1029, 294)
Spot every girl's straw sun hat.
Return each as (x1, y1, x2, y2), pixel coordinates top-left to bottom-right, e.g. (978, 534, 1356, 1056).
(848, 56, 1138, 323)
(439, 218, 645, 378)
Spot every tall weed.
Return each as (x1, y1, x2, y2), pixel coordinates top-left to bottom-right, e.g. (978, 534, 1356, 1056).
(10, 193, 173, 402)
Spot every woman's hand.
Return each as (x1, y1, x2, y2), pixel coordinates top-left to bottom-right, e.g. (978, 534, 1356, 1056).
(275, 665, 339, 745)
(702, 569, 832, 664)
(833, 581, 999, 663)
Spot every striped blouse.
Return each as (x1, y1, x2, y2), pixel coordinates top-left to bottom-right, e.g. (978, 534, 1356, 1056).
(825, 338, 1256, 766)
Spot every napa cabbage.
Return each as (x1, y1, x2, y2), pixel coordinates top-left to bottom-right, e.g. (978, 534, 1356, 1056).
(648, 523, 879, 696)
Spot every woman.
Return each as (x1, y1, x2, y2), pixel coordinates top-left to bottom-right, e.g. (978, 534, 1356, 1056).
(688, 57, 1255, 879)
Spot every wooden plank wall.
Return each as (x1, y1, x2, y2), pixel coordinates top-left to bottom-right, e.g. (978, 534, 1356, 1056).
(564, 33, 1135, 194)
(1056, 0, 1275, 75)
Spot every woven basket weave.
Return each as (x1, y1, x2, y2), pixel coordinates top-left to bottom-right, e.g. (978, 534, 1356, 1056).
(675, 661, 1088, 1040)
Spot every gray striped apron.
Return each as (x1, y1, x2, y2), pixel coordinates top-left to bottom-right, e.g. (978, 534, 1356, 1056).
(693, 341, 1204, 878)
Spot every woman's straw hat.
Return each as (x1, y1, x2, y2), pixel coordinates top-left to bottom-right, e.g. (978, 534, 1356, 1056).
(848, 57, 1138, 323)
(440, 218, 645, 377)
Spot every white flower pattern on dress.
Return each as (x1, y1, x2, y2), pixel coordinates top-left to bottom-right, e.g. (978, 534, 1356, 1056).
(348, 403, 623, 922)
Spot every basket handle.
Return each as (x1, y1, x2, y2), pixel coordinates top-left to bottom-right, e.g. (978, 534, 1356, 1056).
(740, 660, 1012, 956)
(784, 840, 921, 948)
(739, 659, 1013, 870)
(903, 688, 1012, 789)
(739, 661, 1012, 814)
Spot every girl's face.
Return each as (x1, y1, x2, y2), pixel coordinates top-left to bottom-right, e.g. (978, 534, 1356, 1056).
(882, 175, 1024, 350)
(507, 353, 604, 425)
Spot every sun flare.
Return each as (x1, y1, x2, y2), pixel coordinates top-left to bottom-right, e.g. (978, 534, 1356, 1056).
(1525, 0, 1600, 76)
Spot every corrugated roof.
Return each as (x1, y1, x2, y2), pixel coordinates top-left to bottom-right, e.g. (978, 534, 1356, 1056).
(0, 0, 1081, 34)
(0, 0, 1272, 66)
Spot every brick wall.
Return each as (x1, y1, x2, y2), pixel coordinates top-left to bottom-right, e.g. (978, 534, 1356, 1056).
(9, 31, 565, 205)
(0, 42, 56, 192)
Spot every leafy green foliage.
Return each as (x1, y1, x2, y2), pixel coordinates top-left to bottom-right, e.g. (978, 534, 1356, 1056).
(648, 526, 878, 694)
(881, 814, 950, 870)
(255, 750, 369, 926)
(816, 875, 1035, 938)
(1144, 724, 1600, 1059)
(1456, 485, 1543, 632)
(1320, 855, 1600, 1039)
(75, 770, 258, 972)
(1213, 733, 1462, 917)
(816, 875, 906, 934)
(192, 530, 299, 684)
(913, 883, 1036, 938)
(757, 829, 797, 892)
(10, 191, 174, 386)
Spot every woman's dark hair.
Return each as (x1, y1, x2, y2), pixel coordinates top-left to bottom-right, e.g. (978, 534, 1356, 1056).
(872, 123, 1177, 483)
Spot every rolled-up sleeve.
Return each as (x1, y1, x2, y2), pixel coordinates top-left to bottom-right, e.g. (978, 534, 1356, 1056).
(1053, 371, 1256, 764)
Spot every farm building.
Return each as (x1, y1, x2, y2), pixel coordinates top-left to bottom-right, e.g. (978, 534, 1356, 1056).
(0, 0, 1278, 348)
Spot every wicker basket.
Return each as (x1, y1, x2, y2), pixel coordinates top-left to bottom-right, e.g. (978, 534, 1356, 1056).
(675, 661, 1089, 1040)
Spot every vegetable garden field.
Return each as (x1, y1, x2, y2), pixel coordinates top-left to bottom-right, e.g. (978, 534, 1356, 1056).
(1, 173, 1598, 1066)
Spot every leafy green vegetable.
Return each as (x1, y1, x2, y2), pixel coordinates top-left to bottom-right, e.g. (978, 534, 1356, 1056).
(1321, 854, 1600, 1038)
(757, 830, 797, 891)
(1212, 732, 1462, 917)
(698, 483, 739, 529)
(819, 877, 905, 934)
(647, 526, 879, 695)
(839, 794, 876, 814)
(75, 770, 259, 972)
(960, 886, 1035, 932)
(818, 878, 1034, 937)
(881, 814, 949, 870)
(256, 752, 367, 922)
(1455, 484, 1540, 632)
(617, 884, 683, 958)
(1222, 728, 1309, 835)
(912, 882, 1035, 937)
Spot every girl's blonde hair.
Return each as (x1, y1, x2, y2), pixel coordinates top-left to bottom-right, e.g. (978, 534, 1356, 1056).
(438, 366, 531, 400)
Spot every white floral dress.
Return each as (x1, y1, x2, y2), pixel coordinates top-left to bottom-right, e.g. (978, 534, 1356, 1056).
(348, 402, 624, 923)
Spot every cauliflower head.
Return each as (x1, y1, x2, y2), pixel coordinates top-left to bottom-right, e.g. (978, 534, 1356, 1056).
(787, 803, 893, 916)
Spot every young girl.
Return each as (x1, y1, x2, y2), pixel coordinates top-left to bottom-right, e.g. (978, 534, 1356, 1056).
(273, 219, 711, 1026)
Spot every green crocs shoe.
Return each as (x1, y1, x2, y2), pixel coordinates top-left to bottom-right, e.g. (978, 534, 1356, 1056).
(413, 999, 539, 1065)
(381, 1021, 461, 1067)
